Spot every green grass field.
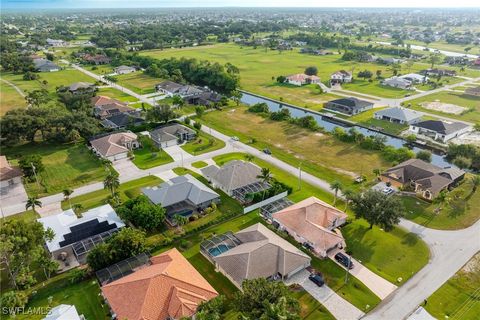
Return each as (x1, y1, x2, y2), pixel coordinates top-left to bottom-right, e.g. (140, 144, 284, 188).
(342, 79, 411, 98)
(132, 137, 174, 169)
(96, 87, 139, 102)
(114, 72, 160, 94)
(191, 160, 208, 168)
(2, 142, 107, 197)
(349, 107, 409, 135)
(181, 130, 226, 155)
(0, 79, 26, 115)
(403, 91, 480, 123)
(426, 253, 480, 320)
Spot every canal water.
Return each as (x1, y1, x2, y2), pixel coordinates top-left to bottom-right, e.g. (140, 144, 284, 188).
(240, 92, 454, 168)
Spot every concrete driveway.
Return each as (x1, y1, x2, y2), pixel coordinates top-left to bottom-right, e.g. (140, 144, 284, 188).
(286, 270, 365, 320)
(162, 145, 193, 164)
(0, 183, 28, 217)
(112, 158, 144, 182)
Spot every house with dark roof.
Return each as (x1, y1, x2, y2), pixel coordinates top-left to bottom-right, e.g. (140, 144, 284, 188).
(91, 96, 134, 119)
(101, 113, 145, 130)
(90, 131, 139, 161)
(465, 86, 480, 97)
(142, 174, 220, 222)
(421, 68, 457, 77)
(150, 123, 196, 148)
(33, 58, 60, 72)
(83, 54, 111, 65)
(324, 97, 374, 116)
(374, 107, 423, 125)
(68, 82, 95, 94)
(380, 159, 465, 200)
(409, 120, 472, 143)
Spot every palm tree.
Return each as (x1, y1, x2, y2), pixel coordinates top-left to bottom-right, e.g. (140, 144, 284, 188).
(72, 203, 83, 218)
(103, 171, 120, 197)
(330, 181, 343, 206)
(372, 168, 381, 180)
(257, 168, 273, 200)
(343, 189, 354, 212)
(173, 214, 189, 232)
(63, 188, 73, 208)
(244, 154, 254, 162)
(470, 176, 480, 194)
(26, 196, 42, 213)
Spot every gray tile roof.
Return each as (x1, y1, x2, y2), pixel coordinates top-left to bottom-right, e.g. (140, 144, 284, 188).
(142, 174, 219, 208)
(201, 160, 262, 194)
(375, 107, 422, 122)
(414, 120, 470, 135)
(150, 124, 196, 143)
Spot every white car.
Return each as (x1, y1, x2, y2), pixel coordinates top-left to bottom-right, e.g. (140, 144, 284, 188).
(382, 187, 395, 195)
(231, 136, 239, 141)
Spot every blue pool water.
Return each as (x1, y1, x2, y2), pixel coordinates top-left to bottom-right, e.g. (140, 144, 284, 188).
(208, 244, 231, 257)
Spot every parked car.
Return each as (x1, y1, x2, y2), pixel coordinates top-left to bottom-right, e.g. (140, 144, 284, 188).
(263, 148, 272, 155)
(334, 252, 354, 269)
(231, 136, 239, 141)
(303, 242, 314, 251)
(383, 187, 394, 195)
(308, 273, 325, 287)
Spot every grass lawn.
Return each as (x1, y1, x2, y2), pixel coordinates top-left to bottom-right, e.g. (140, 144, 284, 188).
(0, 79, 26, 115)
(2, 142, 107, 197)
(426, 253, 480, 320)
(61, 175, 162, 212)
(114, 72, 160, 95)
(342, 79, 411, 98)
(403, 91, 480, 123)
(96, 87, 139, 103)
(349, 107, 409, 135)
(197, 106, 391, 191)
(181, 130, 226, 155)
(84, 64, 114, 75)
(191, 160, 208, 168)
(132, 136, 174, 169)
(401, 174, 480, 230)
(3, 210, 39, 222)
(213, 152, 429, 285)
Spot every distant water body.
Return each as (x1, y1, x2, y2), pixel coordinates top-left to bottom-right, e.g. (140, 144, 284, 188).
(375, 41, 478, 58)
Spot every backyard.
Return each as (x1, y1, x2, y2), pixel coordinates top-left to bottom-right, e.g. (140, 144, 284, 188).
(348, 107, 409, 135)
(132, 136, 174, 169)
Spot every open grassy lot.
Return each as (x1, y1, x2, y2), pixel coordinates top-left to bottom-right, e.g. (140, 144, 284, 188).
(2, 142, 107, 197)
(84, 64, 114, 75)
(191, 160, 208, 168)
(181, 130, 226, 155)
(342, 79, 411, 98)
(61, 175, 162, 212)
(403, 90, 480, 123)
(132, 137, 174, 169)
(197, 106, 390, 191)
(96, 87, 139, 103)
(426, 253, 480, 320)
(114, 72, 160, 94)
(0, 79, 26, 115)
(401, 174, 480, 230)
(349, 107, 409, 135)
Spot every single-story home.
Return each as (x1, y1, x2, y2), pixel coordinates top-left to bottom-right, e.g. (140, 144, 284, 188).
(421, 68, 456, 77)
(201, 160, 263, 196)
(323, 97, 374, 116)
(46, 38, 67, 47)
(382, 76, 413, 90)
(201, 223, 311, 289)
(101, 113, 144, 130)
(285, 73, 320, 86)
(68, 82, 95, 94)
(114, 65, 136, 75)
(142, 174, 220, 222)
(90, 131, 139, 161)
(155, 81, 204, 98)
(37, 204, 125, 268)
(400, 73, 429, 83)
(374, 107, 423, 125)
(92, 96, 134, 119)
(330, 70, 353, 84)
(380, 159, 465, 200)
(33, 58, 60, 72)
(101, 248, 218, 320)
(184, 90, 222, 106)
(82, 54, 111, 65)
(44, 304, 83, 320)
(0, 156, 23, 189)
(377, 57, 403, 65)
(273, 196, 348, 258)
(409, 120, 472, 143)
(465, 86, 480, 97)
(150, 123, 196, 148)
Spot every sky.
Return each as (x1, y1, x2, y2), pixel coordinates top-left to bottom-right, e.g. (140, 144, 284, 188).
(1, 0, 480, 9)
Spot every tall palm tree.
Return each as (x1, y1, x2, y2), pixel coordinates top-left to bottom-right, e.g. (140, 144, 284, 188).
(372, 168, 381, 179)
(173, 214, 189, 232)
(343, 189, 354, 212)
(26, 196, 42, 213)
(103, 171, 120, 197)
(330, 181, 343, 206)
(63, 188, 73, 208)
(257, 168, 273, 200)
(470, 176, 480, 194)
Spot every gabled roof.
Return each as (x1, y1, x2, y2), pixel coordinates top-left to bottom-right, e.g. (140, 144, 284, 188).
(375, 107, 422, 122)
(102, 113, 144, 128)
(90, 132, 138, 157)
(91, 95, 128, 108)
(413, 120, 470, 135)
(0, 156, 22, 181)
(150, 123, 196, 143)
(68, 82, 94, 91)
(383, 76, 412, 86)
(286, 73, 320, 82)
(33, 58, 60, 70)
(142, 174, 219, 208)
(156, 81, 185, 93)
(273, 197, 347, 253)
(102, 248, 218, 320)
(331, 70, 352, 77)
(327, 97, 373, 110)
(201, 160, 262, 193)
(213, 223, 310, 287)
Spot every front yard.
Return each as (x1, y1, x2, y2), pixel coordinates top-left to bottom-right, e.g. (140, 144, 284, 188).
(132, 136, 174, 169)
(181, 130, 226, 155)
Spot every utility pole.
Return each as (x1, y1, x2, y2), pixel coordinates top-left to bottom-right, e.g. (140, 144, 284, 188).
(31, 162, 40, 188)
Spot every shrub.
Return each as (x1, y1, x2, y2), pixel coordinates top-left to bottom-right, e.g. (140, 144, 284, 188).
(184, 117, 191, 125)
(193, 122, 202, 130)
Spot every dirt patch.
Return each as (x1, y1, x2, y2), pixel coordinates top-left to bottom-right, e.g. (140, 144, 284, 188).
(451, 131, 480, 147)
(462, 253, 480, 273)
(420, 101, 467, 115)
(330, 167, 358, 178)
(314, 132, 324, 137)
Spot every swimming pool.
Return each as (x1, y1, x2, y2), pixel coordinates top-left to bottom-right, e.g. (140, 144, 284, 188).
(208, 244, 231, 257)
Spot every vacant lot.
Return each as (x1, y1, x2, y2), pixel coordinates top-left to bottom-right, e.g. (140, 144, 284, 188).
(96, 87, 139, 103)
(181, 130, 226, 155)
(2, 142, 107, 197)
(0, 79, 26, 115)
(114, 72, 160, 94)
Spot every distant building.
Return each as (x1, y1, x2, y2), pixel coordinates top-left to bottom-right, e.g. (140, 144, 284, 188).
(409, 120, 472, 143)
(421, 68, 456, 77)
(46, 38, 67, 47)
(155, 81, 204, 98)
(82, 54, 111, 65)
(374, 107, 423, 124)
(382, 76, 413, 90)
(324, 97, 374, 116)
(285, 73, 320, 86)
(68, 82, 95, 94)
(90, 131, 139, 161)
(114, 65, 136, 75)
(465, 86, 480, 96)
(33, 58, 60, 72)
(330, 70, 353, 84)
(400, 73, 429, 84)
(150, 123, 196, 148)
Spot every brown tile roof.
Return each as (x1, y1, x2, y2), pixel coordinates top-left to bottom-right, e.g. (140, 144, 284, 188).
(102, 248, 218, 320)
(90, 132, 137, 157)
(0, 156, 22, 181)
(286, 73, 320, 82)
(273, 197, 347, 254)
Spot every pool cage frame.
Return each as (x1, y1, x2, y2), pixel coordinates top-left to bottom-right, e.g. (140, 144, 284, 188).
(96, 252, 151, 286)
(260, 198, 294, 220)
(200, 232, 242, 262)
(231, 182, 271, 204)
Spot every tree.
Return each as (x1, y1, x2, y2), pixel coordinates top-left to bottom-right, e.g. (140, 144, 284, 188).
(349, 190, 404, 231)
(171, 95, 184, 107)
(276, 75, 286, 83)
(18, 154, 44, 179)
(195, 106, 206, 118)
(330, 181, 343, 206)
(26, 196, 42, 213)
(103, 170, 120, 197)
(343, 189, 354, 212)
(245, 154, 255, 162)
(146, 105, 177, 123)
(373, 168, 381, 179)
(234, 278, 300, 320)
(357, 69, 373, 80)
(375, 70, 382, 79)
(196, 295, 227, 320)
(469, 175, 480, 194)
(173, 214, 189, 232)
(416, 150, 432, 163)
(387, 63, 402, 76)
(453, 156, 472, 169)
(257, 168, 273, 200)
(25, 89, 50, 107)
(1, 291, 29, 314)
(37, 254, 59, 280)
(63, 188, 73, 208)
(231, 90, 242, 106)
(428, 53, 442, 69)
(304, 66, 318, 76)
(116, 195, 166, 231)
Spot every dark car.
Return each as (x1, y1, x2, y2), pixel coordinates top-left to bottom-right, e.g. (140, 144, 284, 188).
(263, 148, 272, 155)
(335, 252, 354, 269)
(308, 273, 325, 287)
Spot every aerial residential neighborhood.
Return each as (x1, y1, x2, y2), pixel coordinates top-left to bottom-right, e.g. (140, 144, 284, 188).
(1, 3, 480, 320)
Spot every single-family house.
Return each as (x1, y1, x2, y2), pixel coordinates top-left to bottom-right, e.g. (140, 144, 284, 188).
(114, 65, 136, 75)
(68, 82, 95, 94)
(374, 107, 423, 124)
(90, 131, 139, 161)
(101, 248, 218, 320)
(184, 90, 222, 106)
(101, 113, 145, 130)
(201, 160, 265, 196)
(380, 159, 465, 200)
(0, 156, 23, 189)
(43, 304, 83, 320)
(324, 97, 374, 116)
(421, 68, 457, 77)
(91, 96, 134, 119)
(330, 70, 353, 84)
(33, 58, 60, 72)
(37, 204, 125, 269)
(400, 73, 429, 83)
(46, 38, 67, 47)
(465, 86, 480, 97)
(150, 123, 196, 148)
(382, 76, 413, 90)
(285, 74, 321, 86)
(83, 54, 111, 65)
(201, 223, 311, 289)
(409, 120, 472, 143)
(155, 81, 205, 99)
(142, 174, 220, 222)
(272, 197, 348, 258)
(377, 57, 402, 65)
